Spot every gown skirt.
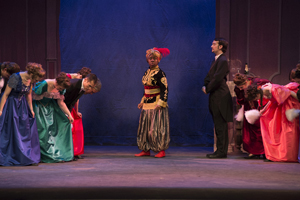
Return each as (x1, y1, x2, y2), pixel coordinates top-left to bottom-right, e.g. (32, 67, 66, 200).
(0, 73, 40, 166)
(137, 107, 170, 152)
(260, 83, 300, 162)
(71, 108, 84, 156)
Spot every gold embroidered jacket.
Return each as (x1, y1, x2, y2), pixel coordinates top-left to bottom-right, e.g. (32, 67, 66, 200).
(140, 66, 168, 110)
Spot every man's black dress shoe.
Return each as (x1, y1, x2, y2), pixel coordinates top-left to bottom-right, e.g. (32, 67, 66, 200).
(206, 153, 227, 158)
(264, 159, 273, 162)
(244, 154, 260, 159)
(75, 155, 84, 159)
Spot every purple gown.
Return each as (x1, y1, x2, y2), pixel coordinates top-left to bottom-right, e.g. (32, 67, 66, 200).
(0, 73, 40, 166)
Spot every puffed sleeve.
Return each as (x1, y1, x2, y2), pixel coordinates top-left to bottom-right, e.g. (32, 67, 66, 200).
(157, 70, 168, 107)
(270, 83, 291, 105)
(32, 81, 48, 100)
(34, 80, 48, 95)
(7, 73, 19, 90)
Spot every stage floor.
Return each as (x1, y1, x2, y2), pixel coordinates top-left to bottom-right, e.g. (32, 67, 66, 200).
(0, 146, 300, 199)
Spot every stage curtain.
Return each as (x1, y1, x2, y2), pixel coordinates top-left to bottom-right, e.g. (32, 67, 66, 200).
(59, 0, 216, 146)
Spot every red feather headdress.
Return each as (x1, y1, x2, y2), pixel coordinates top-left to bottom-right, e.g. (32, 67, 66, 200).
(153, 47, 170, 57)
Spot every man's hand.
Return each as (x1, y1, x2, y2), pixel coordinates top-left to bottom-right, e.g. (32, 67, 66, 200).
(77, 112, 82, 118)
(69, 115, 74, 123)
(154, 105, 161, 110)
(138, 103, 143, 109)
(31, 110, 35, 118)
(202, 86, 207, 94)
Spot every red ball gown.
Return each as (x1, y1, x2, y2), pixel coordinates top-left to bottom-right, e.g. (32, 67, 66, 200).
(260, 82, 300, 162)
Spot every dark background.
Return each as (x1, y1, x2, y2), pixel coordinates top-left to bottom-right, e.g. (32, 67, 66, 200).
(1, 0, 300, 147)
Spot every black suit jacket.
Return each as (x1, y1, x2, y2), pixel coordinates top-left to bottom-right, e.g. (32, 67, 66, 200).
(64, 79, 84, 111)
(203, 54, 233, 122)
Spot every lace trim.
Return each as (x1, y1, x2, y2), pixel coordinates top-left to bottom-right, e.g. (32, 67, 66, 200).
(7, 73, 19, 90)
(32, 91, 65, 100)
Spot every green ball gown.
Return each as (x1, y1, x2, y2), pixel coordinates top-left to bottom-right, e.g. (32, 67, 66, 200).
(33, 80, 74, 163)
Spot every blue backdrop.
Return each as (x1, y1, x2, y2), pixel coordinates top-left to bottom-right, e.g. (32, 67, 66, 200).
(59, 0, 216, 146)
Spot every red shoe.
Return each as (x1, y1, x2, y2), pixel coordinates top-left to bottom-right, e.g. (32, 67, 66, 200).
(134, 150, 150, 157)
(155, 150, 165, 158)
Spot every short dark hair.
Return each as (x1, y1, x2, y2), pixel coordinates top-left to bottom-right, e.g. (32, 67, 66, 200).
(214, 37, 228, 53)
(0, 62, 21, 75)
(85, 73, 98, 84)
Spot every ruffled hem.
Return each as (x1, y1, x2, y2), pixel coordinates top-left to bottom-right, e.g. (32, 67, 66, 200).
(33, 91, 65, 100)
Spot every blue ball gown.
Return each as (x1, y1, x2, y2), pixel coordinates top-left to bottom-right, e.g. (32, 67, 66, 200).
(0, 73, 40, 166)
(33, 80, 74, 163)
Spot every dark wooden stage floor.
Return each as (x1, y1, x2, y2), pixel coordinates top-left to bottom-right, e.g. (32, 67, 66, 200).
(0, 146, 299, 200)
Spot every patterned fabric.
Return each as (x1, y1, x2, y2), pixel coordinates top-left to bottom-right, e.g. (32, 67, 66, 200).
(32, 80, 65, 100)
(0, 73, 40, 166)
(137, 66, 170, 152)
(7, 73, 19, 90)
(140, 66, 168, 109)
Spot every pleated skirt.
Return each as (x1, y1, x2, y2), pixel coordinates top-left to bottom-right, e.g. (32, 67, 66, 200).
(137, 107, 170, 152)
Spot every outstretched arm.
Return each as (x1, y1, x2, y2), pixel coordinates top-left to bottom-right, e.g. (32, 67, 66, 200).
(57, 99, 74, 123)
(74, 100, 82, 118)
(26, 85, 35, 118)
(0, 85, 12, 116)
(290, 91, 298, 100)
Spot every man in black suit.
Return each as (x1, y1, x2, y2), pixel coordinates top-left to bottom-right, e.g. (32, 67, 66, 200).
(64, 73, 98, 111)
(202, 38, 233, 158)
(64, 73, 101, 160)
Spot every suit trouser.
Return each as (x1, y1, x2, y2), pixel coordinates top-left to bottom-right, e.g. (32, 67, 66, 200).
(210, 105, 228, 155)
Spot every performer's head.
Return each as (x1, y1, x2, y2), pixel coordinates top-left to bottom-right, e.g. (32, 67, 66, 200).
(55, 72, 71, 91)
(146, 48, 170, 68)
(233, 73, 249, 90)
(77, 67, 92, 79)
(0, 62, 21, 79)
(245, 84, 263, 102)
(212, 37, 228, 54)
(92, 78, 102, 93)
(26, 62, 45, 83)
(289, 68, 297, 82)
(293, 61, 300, 83)
(85, 78, 102, 95)
(83, 73, 98, 94)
